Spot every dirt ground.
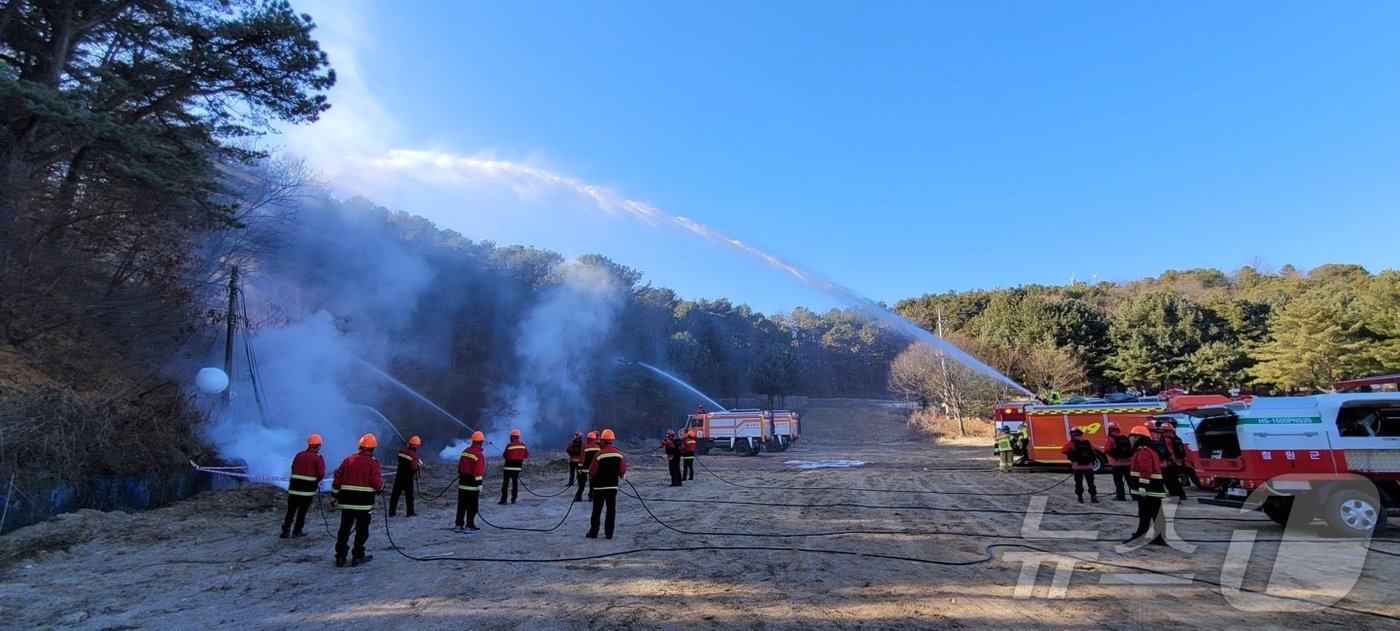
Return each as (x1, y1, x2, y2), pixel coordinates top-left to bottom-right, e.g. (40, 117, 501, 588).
(1, 398, 1397, 630)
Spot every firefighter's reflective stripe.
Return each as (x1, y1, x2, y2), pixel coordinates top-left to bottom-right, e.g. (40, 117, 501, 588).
(458, 474, 483, 491)
(504, 444, 527, 471)
(288, 474, 318, 496)
(336, 484, 376, 510)
(592, 452, 623, 489)
(398, 453, 417, 464)
(1130, 472, 1166, 498)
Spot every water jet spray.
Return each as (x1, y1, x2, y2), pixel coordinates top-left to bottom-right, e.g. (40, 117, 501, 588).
(345, 353, 474, 431)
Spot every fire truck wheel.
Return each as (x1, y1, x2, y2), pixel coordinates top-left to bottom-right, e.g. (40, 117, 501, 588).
(1261, 497, 1296, 527)
(1321, 489, 1386, 538)
(699, 443, 711, 456)
(1091, 455, 1109, 474)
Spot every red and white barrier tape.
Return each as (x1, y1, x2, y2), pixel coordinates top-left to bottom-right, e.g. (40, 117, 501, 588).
(188, 460, 398, 484)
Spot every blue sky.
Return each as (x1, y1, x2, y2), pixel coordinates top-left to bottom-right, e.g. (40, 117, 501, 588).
(283, 1, 1400, 315)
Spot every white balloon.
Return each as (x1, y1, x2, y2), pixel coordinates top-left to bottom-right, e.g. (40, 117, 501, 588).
(196, 367, 230, 394)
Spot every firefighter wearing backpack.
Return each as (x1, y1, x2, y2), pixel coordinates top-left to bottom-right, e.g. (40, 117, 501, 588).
(1060, 428, 1100, 503)
(565, 432, 584, 486)
(1144, 420, 1185, 500)
(662, 429, 683, 486)
(1013, 424, 1030, 465)
(499, 429, 529, 505)
(994, 427, 1014, 472)
(586, 429, 627, 539)
(1126, 425, 1167, 546)
(682, 430, 697, 480)
(574, 432, 600, 503)
(1104, 424, 1133, 501)
(1158, 420, 1189, 500)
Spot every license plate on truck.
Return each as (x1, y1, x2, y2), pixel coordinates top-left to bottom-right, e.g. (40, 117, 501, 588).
(1226, 487, 1247, 498)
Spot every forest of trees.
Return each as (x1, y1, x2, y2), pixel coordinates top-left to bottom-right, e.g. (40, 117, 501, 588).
(891, 266, 1400, 423)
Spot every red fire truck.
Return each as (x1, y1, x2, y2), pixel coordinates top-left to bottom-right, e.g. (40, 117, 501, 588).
(1190, 382, 1400, 536)
(995, 392, 1235, 475)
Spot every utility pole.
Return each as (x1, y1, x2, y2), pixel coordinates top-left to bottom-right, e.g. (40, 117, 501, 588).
(936, 306, 965, 437)
(223, 266, 238, 402)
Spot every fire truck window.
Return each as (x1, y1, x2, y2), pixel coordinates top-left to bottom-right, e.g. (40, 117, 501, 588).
(1336, 404, 1400, 437)
(1376, 409, 1400, 437)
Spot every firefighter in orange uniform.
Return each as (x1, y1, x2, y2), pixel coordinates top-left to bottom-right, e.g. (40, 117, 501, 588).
(1103, 423, 1133, 501)
(1126, 425, 1168, 546)
(1158, 420, 1189, 500)
(389, 435, 421, 517)
(661, 429, 682, 487)
(500, 429, 530, 504)
(682, 430, 697, 481)
(1144, 420, 1184, 500)
(281, 433, 325, 539)
(565, 432, 584, 486)
(331, 433, 384, 567)
(456, 431, 486, 532)
(574, 432, 600, 503)
(586, 429, 627, 539)
(1060, 427, 1099, 503)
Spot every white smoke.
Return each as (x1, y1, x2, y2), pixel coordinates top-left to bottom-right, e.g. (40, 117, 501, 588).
(439, 439, 470, 462)
(204, 313, 376, 485)
(200, 198, 440, 482)
(496, 259, 623, 442)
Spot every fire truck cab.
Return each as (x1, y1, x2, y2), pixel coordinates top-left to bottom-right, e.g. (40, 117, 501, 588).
(1194, 392, 1400, 537)
(687, 409, 769, 456)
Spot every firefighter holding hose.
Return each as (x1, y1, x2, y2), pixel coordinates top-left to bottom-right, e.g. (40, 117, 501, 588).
(499, 428, 529, 505)
(994, 427, 1014, 472)
(455, 431, 486, 532)
(682, 429, 697, 480)
(281, 433, 324, 539)
(662, 429, 683, 486)
(586, 429, 627, 539)
(565, 432, 584, 486)
(389, 435, 421, 517)
(574, 431, 600, 503)
(331, 433, 384, 567)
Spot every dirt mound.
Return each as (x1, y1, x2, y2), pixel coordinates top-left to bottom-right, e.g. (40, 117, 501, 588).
(0, 509, 141, 564)
(0, 484, 283, 567)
